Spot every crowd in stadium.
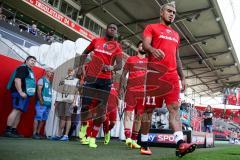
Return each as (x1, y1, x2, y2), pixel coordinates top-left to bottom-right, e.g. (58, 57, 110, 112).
(0, 4, 61, 43)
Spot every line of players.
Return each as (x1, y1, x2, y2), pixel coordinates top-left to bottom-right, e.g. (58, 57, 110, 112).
(76, 1, 197, 157)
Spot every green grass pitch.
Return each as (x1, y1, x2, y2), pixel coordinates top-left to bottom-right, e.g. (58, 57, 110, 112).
(0, 137, 239, 160)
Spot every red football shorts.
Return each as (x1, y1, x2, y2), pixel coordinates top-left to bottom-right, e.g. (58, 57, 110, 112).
(145, 72, 180, 107)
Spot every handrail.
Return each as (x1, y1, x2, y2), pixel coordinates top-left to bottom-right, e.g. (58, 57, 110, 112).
(15, 19, 47, 37)
(0, 27, 38, 47)
(0, 37, 25, 61)
(2, 7, 63, 43)
(0, 36, 43, 66)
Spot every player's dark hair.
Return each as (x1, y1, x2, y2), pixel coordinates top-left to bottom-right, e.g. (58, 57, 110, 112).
(107, 23, 118, 28)
(137, 41, 143, 48)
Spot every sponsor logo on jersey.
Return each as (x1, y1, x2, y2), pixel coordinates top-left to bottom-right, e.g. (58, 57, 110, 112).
(159, 35, 178, 43)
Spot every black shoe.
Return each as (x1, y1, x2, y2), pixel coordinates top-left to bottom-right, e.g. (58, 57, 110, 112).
(11, 129, 24, 138)
(39, 135, 47, 139)
(32, 134, 41, 139)
(4, 131, 21, 138)
(4, 131, 14, 137)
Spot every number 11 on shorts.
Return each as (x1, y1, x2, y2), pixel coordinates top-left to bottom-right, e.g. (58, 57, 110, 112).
(142, 96, 156, 106)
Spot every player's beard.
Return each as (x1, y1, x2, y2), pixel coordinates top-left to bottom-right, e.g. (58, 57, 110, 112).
(139, 51, 146, 55)
(163, 17, 173, 26)
(164, 19, 173, 25)
(106, 34, 114, 39)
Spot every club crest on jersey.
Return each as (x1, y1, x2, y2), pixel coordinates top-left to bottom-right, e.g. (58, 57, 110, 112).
(166, 29, 172, 34)
(103, 41, 117, 52)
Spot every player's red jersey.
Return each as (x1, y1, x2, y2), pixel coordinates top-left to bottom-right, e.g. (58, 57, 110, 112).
(124, 55, 148, 91)
(143, 23, 180, 73)
(143, 23, 181, 106)
(85, 37, 122, 79)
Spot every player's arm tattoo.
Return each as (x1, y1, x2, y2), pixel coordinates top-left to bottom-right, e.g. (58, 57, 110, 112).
(113, 55, 122, 71)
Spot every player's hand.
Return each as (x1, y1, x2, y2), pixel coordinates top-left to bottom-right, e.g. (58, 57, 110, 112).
(76, 67, 83, 79)
(150, 48, 165, 60)
(102, 65, 113, 72)
(19, 91, 27, 98)
(180, 78, 186, 93)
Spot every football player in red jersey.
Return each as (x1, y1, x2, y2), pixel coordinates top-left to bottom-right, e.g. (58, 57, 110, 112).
(119, 41, 148, 149)
(77, 23, 122, 148)
(81, 82, 119, 145)
(142, 1, 196, 157)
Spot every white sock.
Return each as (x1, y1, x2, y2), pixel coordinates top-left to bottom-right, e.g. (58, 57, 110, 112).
(141, 134, 149, 142)
(174, 131, 183, 144)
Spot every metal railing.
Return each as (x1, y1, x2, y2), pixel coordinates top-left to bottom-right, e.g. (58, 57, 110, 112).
(2, 7, 63, 43)
(0, 35, 43, 66)
(0, 27, 38, 47)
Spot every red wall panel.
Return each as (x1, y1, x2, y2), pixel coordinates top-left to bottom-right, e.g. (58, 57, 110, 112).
(0, 54, 45, 137)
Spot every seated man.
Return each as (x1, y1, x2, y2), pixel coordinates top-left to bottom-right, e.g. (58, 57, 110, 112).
(28, 24, 38, 36)
(0, 7, 6, 21)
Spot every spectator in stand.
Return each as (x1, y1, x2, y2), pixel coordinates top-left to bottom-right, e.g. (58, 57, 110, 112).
(19, 25, 28, 32)
(203, 105, 214, 133)
(229, 129, 238, 144)
(0, 7, 6, 21)
(28, 23, 38, 36)
(7, 15, 15, 26)
(45, 31, 55, 43)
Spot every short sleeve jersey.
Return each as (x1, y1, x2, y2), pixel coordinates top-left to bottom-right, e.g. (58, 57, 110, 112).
(85, 37, 122, 79)
(143, 23, 180, 73)
(124, 56, 147, 90)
